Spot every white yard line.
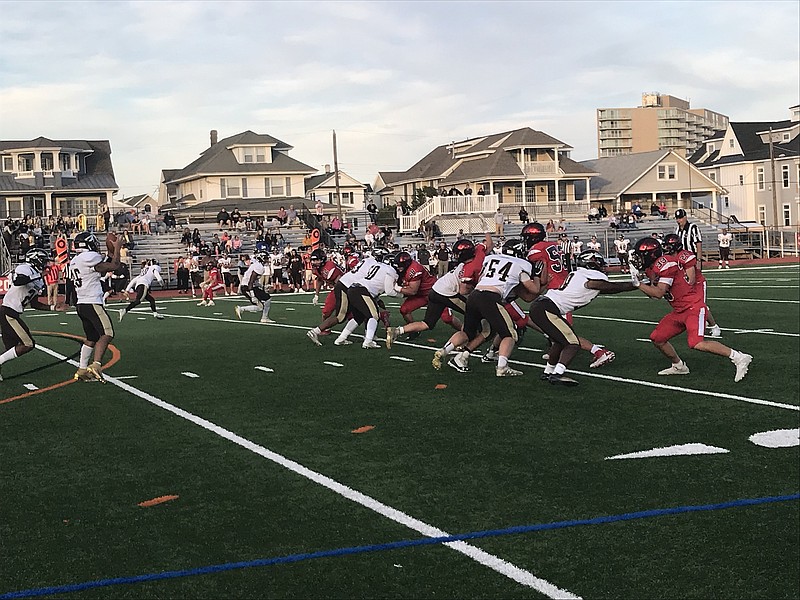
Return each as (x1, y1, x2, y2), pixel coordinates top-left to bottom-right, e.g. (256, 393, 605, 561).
(34, 344, 580, 600)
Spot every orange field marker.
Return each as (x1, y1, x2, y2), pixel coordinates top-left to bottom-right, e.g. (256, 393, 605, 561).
(435, 384, 448, 390)
(351, 425, 375, 434)
(137, 495, 179, 508)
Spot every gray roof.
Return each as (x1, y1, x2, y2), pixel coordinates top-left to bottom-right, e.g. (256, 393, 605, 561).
(0, 139, 117, 192)
(580, 150, 673, 198)
(167, 131, 316, 183)
(690, 120, 799, 166)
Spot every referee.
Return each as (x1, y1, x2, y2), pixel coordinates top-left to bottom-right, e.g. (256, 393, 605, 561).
(675, 208, 702, 270)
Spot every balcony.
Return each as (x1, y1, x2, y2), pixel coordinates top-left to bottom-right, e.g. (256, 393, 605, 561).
(14, 170, 34, 178)
(523, 162, 558, 177)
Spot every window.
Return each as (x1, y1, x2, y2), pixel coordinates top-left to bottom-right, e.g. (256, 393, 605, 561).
(285, 177, 291, 196)
(266, 177, 283, 196)
(739, 175, 744, 186)
(18, 154, 34, 172)
(241, 178, 248, 198)
(60, 153, 71, 171)
(243, 148, 254, 163)
(226, 179, 240, 197)
(782, 165, 790, 188)
(723, 196, 730, 208)
(729, 139, 734, 148)
(2, 156, 12, 171)
(757, 167, 765, 191)
(783, 204, 791, 226)
(709, 172, 716, 181)
(657, 164, 677, 180)
(40, 153, 53, 171)
(708, 143, 715, 152)
(758, 205, 766, 225)
(783, 133, 791, 142)
(256, 148, 266, 162)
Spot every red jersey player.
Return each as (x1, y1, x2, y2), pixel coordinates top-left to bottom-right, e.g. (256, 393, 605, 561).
(310, 248, 344, 321)
(198, 260, 226, 306)
(631, 237, 751, 382)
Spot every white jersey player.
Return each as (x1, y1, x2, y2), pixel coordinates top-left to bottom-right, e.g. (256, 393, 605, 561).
(234, 253, 274, 323)
(118, 260, 165, 322)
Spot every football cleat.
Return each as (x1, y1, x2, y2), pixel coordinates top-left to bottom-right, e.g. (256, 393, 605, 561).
(590, 349, 616, 368)
(73, 367, 92, 381)
(658, 362, 690, 376)
(540, 372, 552, 381)
(154, 313, 165, 320)
(708, 325, 722, 338)
(197, 300, 207, 306)
(548, 374, 579, 386)
(118, 309, 125, 322)
(447, 351, 470, 373)
(362, 341, 380, 349)
(235, 306, 242, 320)
(402, 331, 420, 342)
(385, 327, 395, 349)
(496, 365, 523, 377)
(334, 338, 353, 346)
(732, 352, 752, 382)
(432, 349, 445, 370)
(260, 317, 275, 323)
(86, 362, 105, 384)
(207, 300, 215, 306)
(481, 348, 498, 364)
(306, 330, 322, 346)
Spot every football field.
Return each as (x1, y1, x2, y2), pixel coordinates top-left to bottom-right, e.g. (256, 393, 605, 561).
(1, 264, 798, 599)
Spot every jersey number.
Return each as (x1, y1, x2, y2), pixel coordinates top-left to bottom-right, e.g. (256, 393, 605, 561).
(68, 266, 83, 288)
(546, 246, 565, 273)
(481, 259, 512, 281)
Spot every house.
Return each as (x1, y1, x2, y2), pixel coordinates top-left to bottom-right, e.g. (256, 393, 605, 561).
(119, 194, 158, 213)
(373, 171, 406, 208)
(689, 106, 800, 226)
(162, 130, 317, 220)
(304, 166, 367, 210)
(578, 149, 725, 214)
(0, 137, 118, 221)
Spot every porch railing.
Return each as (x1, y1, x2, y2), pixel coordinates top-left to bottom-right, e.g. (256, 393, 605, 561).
(400, 194, 499, 232)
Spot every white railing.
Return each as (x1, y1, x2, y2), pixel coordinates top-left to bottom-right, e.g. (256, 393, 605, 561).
(523, 162, 558, 177)
(42, 170, 53, 177)
(14, 170, 33, 178)
(399, 194, 499, 232)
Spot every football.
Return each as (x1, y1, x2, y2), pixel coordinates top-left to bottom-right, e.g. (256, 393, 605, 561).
(106, 232, 118, 256)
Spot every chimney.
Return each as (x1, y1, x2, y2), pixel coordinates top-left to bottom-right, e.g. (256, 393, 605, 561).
(210, 130, 218, 146)
(325, 164, 331, 174)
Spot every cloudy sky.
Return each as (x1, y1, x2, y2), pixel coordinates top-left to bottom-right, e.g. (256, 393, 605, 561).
(1, 1, 797, 199)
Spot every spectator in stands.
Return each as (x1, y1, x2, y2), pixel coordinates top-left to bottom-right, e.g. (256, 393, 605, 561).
(632, 202, 644, 222)
(658, 201, 668, 219)
(545, 219, 556, 233)
(557, 219, 567, 232)
(457, 229, 467, 240)
(164, 211, 177, 232)
(519, 207, 529, 224)
(494, 208, 505, 235)
(588, 206, 600, 222)
(464, 184, 473, 196)
(287, 205, 298, 226)
(191, 228, 202, 248)
(330, 215, 342, 233)
(180, 227, 191, 246)
(276, 206, 287, 225)
(220, 230, 231, 248)
(608, 213, 619, 229)
(650, 202, 660, 217)
(230, 207, 242, 229)
(102, 204, 111, 232)
(216, 208, 231, 229)
(244, 212, 254, 231)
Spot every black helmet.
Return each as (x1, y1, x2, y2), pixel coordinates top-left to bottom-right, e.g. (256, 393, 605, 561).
(521, 222, 547, 248)
(24, 248, 49, 271)
(661, 233, 682, 255)
(310, 249, 326, 264)
(631, 237, 663, 270)
(73, 231, 99, 253)
(501, 238, 526, 258)
(391, 251, 413, 276)
(574, 250, 607, 272)
(452, 239, 475, 263)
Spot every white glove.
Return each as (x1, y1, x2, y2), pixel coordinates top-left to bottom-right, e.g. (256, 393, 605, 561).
(630, 267, 641, 288)
(312, 293, 319, 306)
(394, 284, 403, 293)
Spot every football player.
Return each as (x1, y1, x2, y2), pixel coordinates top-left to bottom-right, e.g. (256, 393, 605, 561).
(521, 222, 616, 368)
(118, 259, 165, 321)
(333, 253, 400, 349)
(661, 233, 722, 338)
(383, 250, 441, 345)
(234, 252, 274, 323)
(68, 231, 123, 382)
(0, 249, 65, 380)
(386, 238, 486, 349)
(630, 237, 752, 382)
(434, 238, 539, 377)
(197, 259, 225, 306)
(530, 251, 638, 386)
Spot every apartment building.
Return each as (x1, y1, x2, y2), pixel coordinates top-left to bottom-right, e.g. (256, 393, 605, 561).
(597, 92, 729, 158)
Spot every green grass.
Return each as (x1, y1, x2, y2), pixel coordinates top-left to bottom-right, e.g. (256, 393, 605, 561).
(1, 264, 798, 599)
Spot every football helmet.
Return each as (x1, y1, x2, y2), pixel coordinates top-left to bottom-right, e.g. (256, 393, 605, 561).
(501, 238, 526, 258)
(661, 233, 682, 255)
(254, 251, 268, 263)
(574, 250, 607, 272)
(521, 222, 547, 248)
(391, 251, 413, 276)
(310, 249, 326, 265)
(631, 237, 663, 270)
(24, 248, 49, 271)
(342, 244, 354, 256)
(73, 231, 99, 252)
(452, 239, 475, 263)
(371, 247, 390, 263)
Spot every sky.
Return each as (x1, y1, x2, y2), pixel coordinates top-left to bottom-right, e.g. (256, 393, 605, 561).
(1, 0, 798, 200)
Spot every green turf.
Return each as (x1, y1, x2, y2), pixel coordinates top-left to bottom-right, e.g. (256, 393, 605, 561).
(1, 264, 798, 598)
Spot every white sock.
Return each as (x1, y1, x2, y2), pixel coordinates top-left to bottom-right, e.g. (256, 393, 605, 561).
(443, 342, 456, 355)
(311, 326, 321, 334)
(364, 318, 378, 343)
(0, 347, 19, 365)
(337, 319, 358, 341)
(590, 344, 602, 354)
(397, 326, 405, 335)
(261, 299, 272, 319)
(554, 363, 567, 375)
(497, 356, 508, 369)
(543, 363, 555, 375)
(80, 344, 93, 369)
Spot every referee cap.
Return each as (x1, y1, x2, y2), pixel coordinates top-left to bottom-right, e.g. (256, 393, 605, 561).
(675, 208, 687, 219)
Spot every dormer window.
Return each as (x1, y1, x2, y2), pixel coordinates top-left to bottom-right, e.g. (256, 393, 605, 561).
(60, 153, 71, 171)
(2, 156, 12, 172)
(708, 143, 715, 153)
(242, 146, 267, 163)
(41, 153, 54, 171)
(18, 154, 34, 172)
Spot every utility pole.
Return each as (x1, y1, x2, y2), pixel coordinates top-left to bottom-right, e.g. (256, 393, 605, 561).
(333, 130, 342, 222)
(769, 127, 779, 227)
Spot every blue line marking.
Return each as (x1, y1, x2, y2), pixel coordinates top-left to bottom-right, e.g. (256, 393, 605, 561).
(3, 492, 798, 599)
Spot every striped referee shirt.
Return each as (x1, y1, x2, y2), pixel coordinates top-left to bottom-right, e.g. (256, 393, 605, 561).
(676, 221, 702, 254)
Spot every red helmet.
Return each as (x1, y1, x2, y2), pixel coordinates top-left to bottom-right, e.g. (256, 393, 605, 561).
(452, 239, 475, 263)
(345, 252, 361, 270)
(521, 222, 547, 248)
(631, 237, 663, 270)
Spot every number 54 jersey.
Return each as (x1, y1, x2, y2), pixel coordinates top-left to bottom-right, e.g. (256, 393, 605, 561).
(477, 253, 533, 301)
